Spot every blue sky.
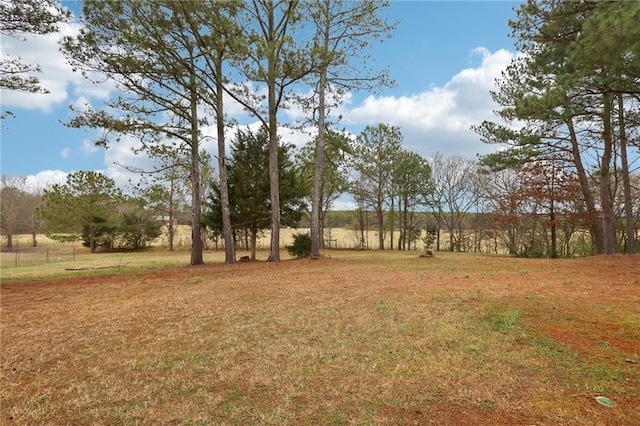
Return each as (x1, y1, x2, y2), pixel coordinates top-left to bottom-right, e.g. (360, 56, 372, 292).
(1, 1, 521, 192)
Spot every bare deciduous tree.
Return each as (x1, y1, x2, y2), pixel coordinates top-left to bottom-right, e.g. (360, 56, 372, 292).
(429, 153, 479, 252)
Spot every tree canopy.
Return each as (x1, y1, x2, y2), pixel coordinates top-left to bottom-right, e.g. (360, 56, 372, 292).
(473, 0, 640, 255)
(203, 127, 307, 261)
(36, 171, 123, 253)
(62, 0, 248, 264)
(0, 176, 41, 247)
(303, 0, 396, 258)
(0, 0, 70, 94)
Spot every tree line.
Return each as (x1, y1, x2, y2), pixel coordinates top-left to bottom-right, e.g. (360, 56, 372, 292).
(3, 129, 638, 257)
(2, 0, 638, 260)
(2, 0, 397, 264)
(1, 123, 436, 257)
(54, 0, 399, 265)
(473, 0, 640, 255)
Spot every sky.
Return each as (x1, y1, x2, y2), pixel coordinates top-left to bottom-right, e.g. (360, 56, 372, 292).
(0, 0, 522, 195)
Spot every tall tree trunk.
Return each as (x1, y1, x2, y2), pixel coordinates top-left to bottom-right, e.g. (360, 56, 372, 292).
(402, 200, 409, 250)
(449, 226, 454, 252)
(319, 209, 326, 249)
(548, 160, 558, 258)
(618, 94, 636, 254)
(389, 196, 395, 250)
(189, 67, 204, 266)
(89, 225, 96, 253)
(567, 118, 604, 254)
(266, 8, 281, 262)
(216, 56, 235, 264)
(6, 234, 12, 248)
(168, 215, 174, 252)
(508, 226, 516, 255)
(600, 93, 616, 255)
(359, 209, 365, 249)
(310, 0, 331, 258)
(435, 214, 441, 251)
(310, 64, 327, 259)
(250, 224, 258, 261)
(268, 109, 281, 262)
(399, 205, 404, 251)
(550, 200, 557, 258)
(167, 172, 177, 252)
(395, 197, 400, 250)
(377, 200, 384, 250)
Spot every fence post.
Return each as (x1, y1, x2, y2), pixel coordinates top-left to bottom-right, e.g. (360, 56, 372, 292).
(15, 248, 18, 267)
(47, 247, 50, 263)
(73, 246, 76, 261)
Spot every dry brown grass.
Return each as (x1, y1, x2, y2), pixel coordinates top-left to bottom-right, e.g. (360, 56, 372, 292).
(1, 251, 639, 425)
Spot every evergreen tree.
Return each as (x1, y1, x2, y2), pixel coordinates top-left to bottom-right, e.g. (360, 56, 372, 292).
(204, 128, 307, 260)
(473, 0, 640, 254)
(37, 171, 123, 253)
(0, 0, 70, 95)
(63, 0, 241, 265)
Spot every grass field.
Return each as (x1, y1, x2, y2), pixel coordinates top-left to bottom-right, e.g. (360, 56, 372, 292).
(1, 250, 639, 424)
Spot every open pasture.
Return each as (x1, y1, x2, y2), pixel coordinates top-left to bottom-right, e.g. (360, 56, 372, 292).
(1, 251, 639, 424)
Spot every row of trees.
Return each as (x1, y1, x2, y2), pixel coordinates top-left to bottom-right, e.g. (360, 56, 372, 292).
(1, 172, 168, 252)
(201, 123, 435, 259)
(473, 0, 640, 255)
(2, 0, 396, 264)
(2, 123, 435, 257)
(3, 138, 638, 257)
(348, 155, 639, 257)
(201, 117, 638, 258)
(351, 124, 432, 251)
(3, 0, 638, 259)
(55, 0, 396, 265)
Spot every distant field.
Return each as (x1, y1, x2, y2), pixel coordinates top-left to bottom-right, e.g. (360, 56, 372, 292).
(2, 225, 434, 252)
(1, 251, 639, 424)
(1, 226, 431, 274)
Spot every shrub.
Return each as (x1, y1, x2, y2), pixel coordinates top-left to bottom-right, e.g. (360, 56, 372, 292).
(286, 232, 311, 259)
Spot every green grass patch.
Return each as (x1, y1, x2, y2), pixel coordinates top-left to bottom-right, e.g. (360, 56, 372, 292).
(481, 306, 522, 334)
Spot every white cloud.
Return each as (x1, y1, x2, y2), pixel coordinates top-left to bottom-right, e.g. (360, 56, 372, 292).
(0, 19, 116, 113)
(343, 48, 516, 159)
(103, 134, 142, 166)
(81, 138, 100, 155)
(278, 125, 314, 149)
(331, 197, 356, 211)
(208, 120, 314, 153)
(222, 88, 256, 119)
(12, 35, 516, 197)
(70, 95, 92, 114)
(349, 88, 457, 129)
(1, 24, 76, 111)
(24, 170, 69, 193)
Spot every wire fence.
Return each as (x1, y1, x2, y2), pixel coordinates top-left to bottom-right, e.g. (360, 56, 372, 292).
(0, 246, 77, 268)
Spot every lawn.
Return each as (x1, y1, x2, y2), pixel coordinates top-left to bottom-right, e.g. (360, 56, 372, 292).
(1, 250, 639, 425)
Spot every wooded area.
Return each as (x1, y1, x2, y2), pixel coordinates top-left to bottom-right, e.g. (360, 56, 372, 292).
(1, 0, 639, 261)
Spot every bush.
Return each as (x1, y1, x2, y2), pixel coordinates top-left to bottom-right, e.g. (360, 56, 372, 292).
(286, 232, 311, 259)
